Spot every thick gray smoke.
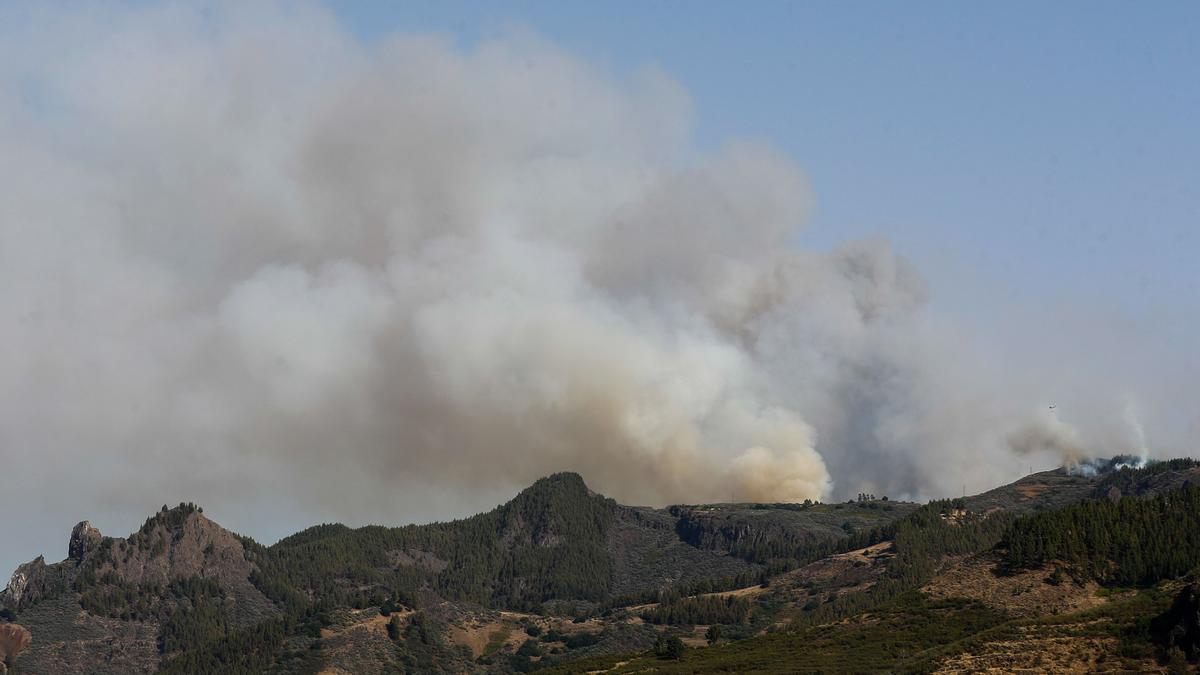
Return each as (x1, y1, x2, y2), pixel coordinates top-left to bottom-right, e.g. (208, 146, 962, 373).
(1, 2, 1196, 573)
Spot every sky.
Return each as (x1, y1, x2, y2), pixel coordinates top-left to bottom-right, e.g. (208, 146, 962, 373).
(1, 1, 1197, 578)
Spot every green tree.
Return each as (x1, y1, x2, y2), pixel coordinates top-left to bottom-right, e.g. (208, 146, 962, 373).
(655, 635, 686, 660)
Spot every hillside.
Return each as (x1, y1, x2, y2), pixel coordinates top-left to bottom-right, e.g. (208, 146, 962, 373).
(2, 459, 1199, 673)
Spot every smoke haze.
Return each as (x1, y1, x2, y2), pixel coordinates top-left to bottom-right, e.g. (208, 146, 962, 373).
(1, 2, 1196, 575)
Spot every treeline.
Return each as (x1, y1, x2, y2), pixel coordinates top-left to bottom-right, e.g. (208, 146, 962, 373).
(126, 502, 204, 556)
(159, 612, 305, 674)
(602, 567, 770, 610)
(76, 571, 160, 621)
(250, 472, 617, 611)
(158, 592, 334, 674)
(158, 577, 228, 653)
(1001, 482, 1200, 585)
(722, 530, 873, 566)
(642, 595, 752, 626)
(138, 502, 202, 536)
(1094, 458, 1200, 496)
(882, 498, 1011, 585)
(75, 570, 233, 654)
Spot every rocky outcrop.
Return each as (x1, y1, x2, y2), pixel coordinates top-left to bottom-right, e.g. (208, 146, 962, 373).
(0, 557, 57, 611)
(2, 521, 105, 612)
(3, 506, 255, 615)
(1152, 582, 1200, 657)
(88, 509, 253, 587)
(68, 521, 102, 562)
(1, 557, 44, 609)
(3, 521, 104, 612)
(1, 506, 276, 675)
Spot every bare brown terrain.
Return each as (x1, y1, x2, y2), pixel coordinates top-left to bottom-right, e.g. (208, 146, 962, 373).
(923, 555, 1107, 618)
(315, 607, 427, 675)
(933, 631, 1146, 674)
(0, 623, 32, 673)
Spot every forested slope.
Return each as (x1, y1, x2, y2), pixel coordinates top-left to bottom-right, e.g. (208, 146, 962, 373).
(5, 459, 1199, 673)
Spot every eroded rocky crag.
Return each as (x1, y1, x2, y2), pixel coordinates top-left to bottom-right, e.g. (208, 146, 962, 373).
(0, 506, 277, 674)
(1, 520, 107, 612)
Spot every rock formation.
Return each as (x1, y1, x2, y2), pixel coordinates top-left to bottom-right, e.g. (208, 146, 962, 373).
(0, 558, 49, 611)
(68, 521, 102, 562)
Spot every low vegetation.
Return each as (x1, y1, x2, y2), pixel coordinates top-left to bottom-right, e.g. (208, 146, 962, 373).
(549, 594, 1010, 673)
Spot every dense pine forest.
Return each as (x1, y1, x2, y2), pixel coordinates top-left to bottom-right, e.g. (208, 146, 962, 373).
(1002, 482, 1200, 585)
(249, 472, 618, 612)
(642, 595, 753, 626)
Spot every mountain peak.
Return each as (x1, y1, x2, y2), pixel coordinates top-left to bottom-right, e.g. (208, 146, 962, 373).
(509, 472, 605, 510)
(68, 521, 102, 562)
(500, 472, 614, 546)
(525, 471, 590, 493)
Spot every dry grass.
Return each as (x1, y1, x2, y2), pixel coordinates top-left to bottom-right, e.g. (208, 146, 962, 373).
(319, 607, 413, 641)
(0, 623, 32, 672)
(934, 634, 1128, 673)
(313, 608, 419, 675)
(448, 618, 519, 658)
(923, 555, 1106, 618)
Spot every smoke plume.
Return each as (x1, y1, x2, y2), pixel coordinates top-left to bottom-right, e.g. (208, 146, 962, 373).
(1007, 410, 1087, 465)
(1, 2, 1196, 574)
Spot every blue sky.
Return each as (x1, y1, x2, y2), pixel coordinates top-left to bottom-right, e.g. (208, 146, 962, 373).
(331, 0, 1199, 324)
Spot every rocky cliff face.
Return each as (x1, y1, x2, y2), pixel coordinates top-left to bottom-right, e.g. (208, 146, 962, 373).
(0, 557, 47, 610)
(0, 505, 277, 675)
(68, 521, 102, 562)
(2, 506, 257, 614)
(86, 510, 252, 587)
(0, 556, 72, 614)
(2, 520, 105, 611)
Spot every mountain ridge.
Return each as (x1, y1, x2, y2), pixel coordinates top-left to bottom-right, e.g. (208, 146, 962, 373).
(3, 460, 1199, 673)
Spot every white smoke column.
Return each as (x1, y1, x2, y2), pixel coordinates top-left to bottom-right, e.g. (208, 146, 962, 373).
(1123, 399, 1150, 465)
